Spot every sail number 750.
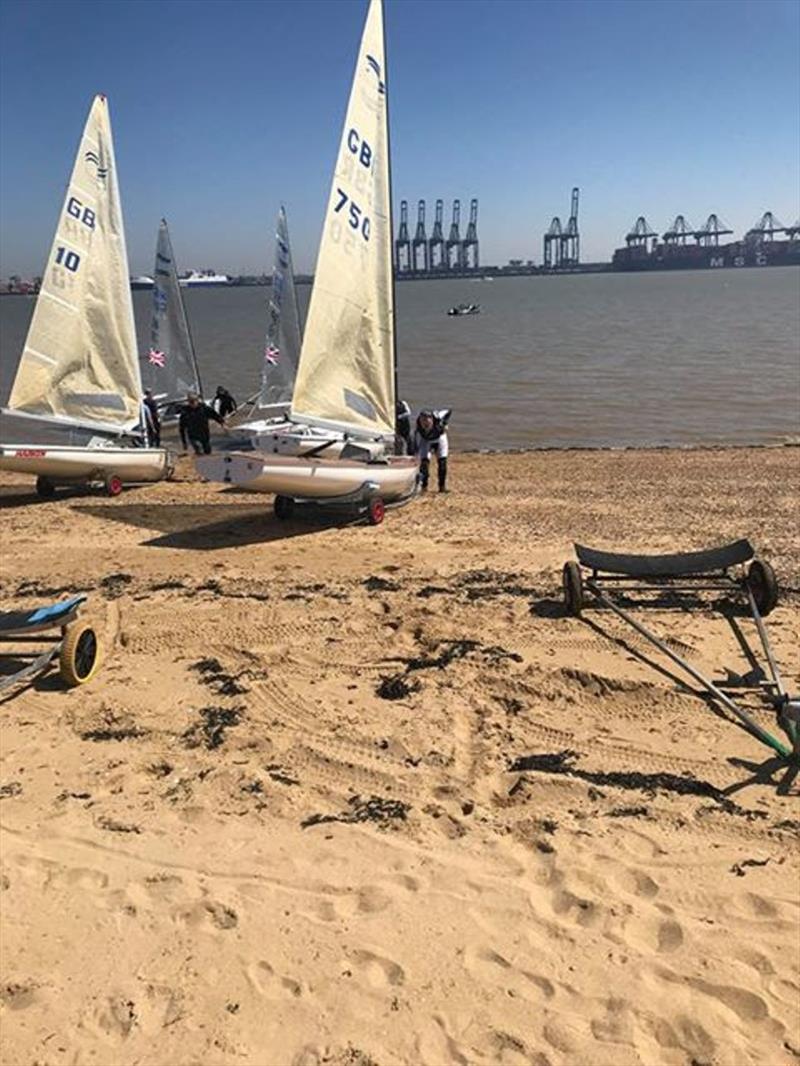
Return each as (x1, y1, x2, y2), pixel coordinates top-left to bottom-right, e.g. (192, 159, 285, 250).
(334, 188, 370, 241)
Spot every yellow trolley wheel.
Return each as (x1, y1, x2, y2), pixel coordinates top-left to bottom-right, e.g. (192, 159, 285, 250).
(59, 623, 100, 686)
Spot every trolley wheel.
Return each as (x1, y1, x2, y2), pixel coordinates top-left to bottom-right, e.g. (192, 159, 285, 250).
(105, 474, 124, 497)
(274, 494, 294, 520)
(746, 559, 779, 616)
(562, 561, 584, 617)
(59, 622, 100, 687)
(367, 497, 386, 525)
(36, 476, 56, 499)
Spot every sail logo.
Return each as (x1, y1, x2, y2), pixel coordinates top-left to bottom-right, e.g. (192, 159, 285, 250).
(84, 150, 108, 180)
(366, 55, 385, 94)
(153, 287, 167, 312)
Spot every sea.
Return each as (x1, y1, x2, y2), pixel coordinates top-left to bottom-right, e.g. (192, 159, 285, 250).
(1, 267, 798, 452)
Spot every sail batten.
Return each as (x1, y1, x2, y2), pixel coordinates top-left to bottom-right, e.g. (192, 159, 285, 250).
(6, 95, 143, 432)
(290, 0, 395, 437)
(140, 220, 202, 404)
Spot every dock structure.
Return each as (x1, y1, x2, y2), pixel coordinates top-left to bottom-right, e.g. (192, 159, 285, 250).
(428, 199, 446, 270)
(542, 187, 581, 271)
(394, 200, 411, 273)
(412, 200, 429, 273)
(394, 197, 480, 275)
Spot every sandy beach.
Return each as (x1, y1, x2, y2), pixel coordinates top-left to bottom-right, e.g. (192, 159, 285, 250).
(1, 446, 798, 1066)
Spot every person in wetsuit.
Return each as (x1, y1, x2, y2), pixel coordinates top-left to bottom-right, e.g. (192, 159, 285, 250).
(414, 408, 452, 492)
(214, 386, 238, 418)
(143, 389, 161, 447)
(179, 392, 225, 455)
(395, 399, 412, 455)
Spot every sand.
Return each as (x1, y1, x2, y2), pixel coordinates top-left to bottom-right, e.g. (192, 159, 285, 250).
(0, 446, 798, 1066)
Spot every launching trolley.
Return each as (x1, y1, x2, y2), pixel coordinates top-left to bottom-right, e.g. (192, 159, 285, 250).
(562, 539, 798, 760)
(0, 595, 100, 693)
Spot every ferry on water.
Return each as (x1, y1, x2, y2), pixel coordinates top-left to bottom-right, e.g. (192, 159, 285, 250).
(130, 275, 154, 290)
(179, 269, 232, 288)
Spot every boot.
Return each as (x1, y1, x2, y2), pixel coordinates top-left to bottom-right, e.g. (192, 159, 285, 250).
(437, 456, 448, 493)
(419, 458, 430, 491)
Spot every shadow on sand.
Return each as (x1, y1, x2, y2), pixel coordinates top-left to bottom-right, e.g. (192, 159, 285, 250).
(73, 499, 359, 549)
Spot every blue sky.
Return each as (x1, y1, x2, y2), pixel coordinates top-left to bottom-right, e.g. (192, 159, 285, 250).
(1, 0, 798, 276)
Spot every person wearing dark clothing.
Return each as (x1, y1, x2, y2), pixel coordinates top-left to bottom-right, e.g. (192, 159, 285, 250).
(414, 408, 452, 492)
(214, 386, 238, 419)
(179, 392, 225, 455)
(395, 398, 412, 455)
(143, 390, 161, 447)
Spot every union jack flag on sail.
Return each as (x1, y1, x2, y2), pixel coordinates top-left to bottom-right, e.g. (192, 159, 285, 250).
(264, 344, 280, 365)
(148, 348, 166, 367)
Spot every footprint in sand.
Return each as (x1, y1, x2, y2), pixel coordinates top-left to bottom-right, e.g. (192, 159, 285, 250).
(464, 946, 556, 1003)
(173, 898, 238, 930)
(81, 995, 137, 1041)
(349, 949, 405, 988)
(247, 960, 304, 999)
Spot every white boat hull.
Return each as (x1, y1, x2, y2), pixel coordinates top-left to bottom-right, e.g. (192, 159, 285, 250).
(0, 444, 172, 484)
(196, 451, 418, 501)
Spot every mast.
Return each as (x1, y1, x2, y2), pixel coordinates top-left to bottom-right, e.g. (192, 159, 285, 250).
(381, 0, 398, 409)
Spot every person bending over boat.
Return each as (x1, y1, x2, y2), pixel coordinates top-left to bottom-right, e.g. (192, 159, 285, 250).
(179, 392, 225, 455)
(414, 408, 452, 493)
(214, 385, 238, 418)
(143, 389, 161, 447)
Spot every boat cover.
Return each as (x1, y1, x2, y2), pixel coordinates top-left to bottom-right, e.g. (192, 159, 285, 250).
(0, 596, 86, 635)
(575, 539, 754, 577)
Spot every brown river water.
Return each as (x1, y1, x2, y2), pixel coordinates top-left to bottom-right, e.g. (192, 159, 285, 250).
(1, 267, 798, 451)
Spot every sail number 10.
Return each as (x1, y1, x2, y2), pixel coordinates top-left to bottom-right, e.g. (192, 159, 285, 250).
(334, 188, 370, 241)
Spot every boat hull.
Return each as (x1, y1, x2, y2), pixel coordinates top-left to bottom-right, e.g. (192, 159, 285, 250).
(0, 444, 172, 484)
(196, 451, 418, 501)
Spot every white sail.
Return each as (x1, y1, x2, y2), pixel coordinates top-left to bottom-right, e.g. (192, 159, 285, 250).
(258, 206, 302, 409)
(290, 0, 395, 437)
(7, 95, 143, 434)
(141, 219, 202, 404)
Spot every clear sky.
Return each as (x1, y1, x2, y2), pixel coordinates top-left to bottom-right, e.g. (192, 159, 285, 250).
(1, 0, 798, 276)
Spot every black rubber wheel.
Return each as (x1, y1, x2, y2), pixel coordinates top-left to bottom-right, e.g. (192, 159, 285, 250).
(367, 497, 386, 525)
(563, 561, 584, 617)
(274, 495, 294, 520)
(36, 476, 56, 499)
(59, 623, 100, 686)
(746, 559, 778, 616)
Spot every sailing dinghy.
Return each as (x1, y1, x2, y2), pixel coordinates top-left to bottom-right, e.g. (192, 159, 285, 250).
(225, 206, 303, 442)
(141, 219, 203, 423)
(197, 0, 417, 514)
(0, 95, 171, 497)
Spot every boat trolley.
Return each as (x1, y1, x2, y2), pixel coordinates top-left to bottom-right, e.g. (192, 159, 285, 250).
(562, 539, 798, 760)
(0, 595, 100, 693)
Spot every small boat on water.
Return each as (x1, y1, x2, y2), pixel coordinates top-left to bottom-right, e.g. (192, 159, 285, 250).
(198, 0, 417, 515)
(0, 95, 171, 497)
(141, 219, 204, 423)
(447, 303, 480, 316)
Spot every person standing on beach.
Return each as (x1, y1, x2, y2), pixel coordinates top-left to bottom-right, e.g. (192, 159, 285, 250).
(213, 386, 238, 418)
(179, 392, 225, 455)
(414, 408, 452, 492)
(395, 398, 412, 455)
(142, 389, 161, 447)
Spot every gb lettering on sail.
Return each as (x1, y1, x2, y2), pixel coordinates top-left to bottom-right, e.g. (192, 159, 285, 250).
(290, 0, 394, 438)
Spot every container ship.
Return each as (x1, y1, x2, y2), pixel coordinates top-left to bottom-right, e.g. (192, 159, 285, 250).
(613, 213, 800, 272)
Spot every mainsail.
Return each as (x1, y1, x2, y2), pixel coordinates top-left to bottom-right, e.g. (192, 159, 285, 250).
(258, 206, 302, 409)
(290, 0, 395, 437)
(141, 219, 202, 403)
(7, 95, 143, 433)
